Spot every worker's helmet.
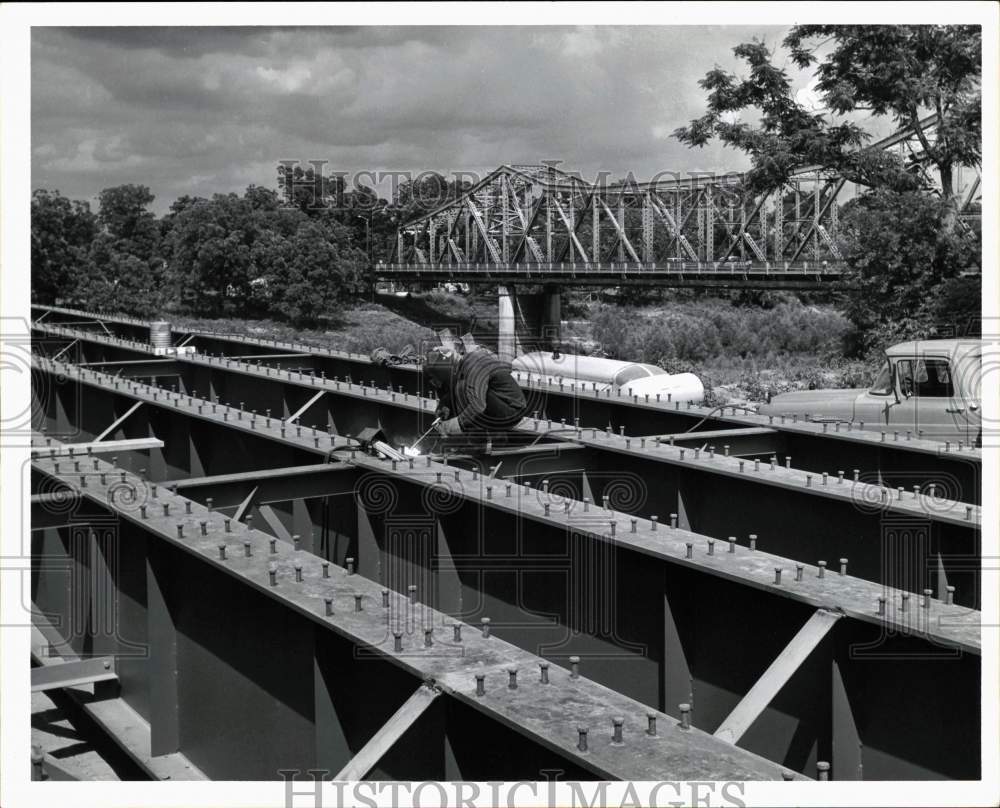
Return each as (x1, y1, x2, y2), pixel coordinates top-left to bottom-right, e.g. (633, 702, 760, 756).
(423, 347, 457, 390)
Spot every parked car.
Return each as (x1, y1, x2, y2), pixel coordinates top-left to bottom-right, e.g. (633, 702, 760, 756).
(758, 339, 984, 445)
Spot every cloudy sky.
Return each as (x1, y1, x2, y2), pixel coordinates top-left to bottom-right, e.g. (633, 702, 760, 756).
(32, 25, 843, 215)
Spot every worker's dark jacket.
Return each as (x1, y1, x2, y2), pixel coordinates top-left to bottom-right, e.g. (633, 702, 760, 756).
(438, 350, 527, 432)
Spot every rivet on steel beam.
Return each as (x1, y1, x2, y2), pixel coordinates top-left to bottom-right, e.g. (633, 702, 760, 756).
(795, 563, 804, 582)
(877, 596, 886, 616)
(394, 632, 403, 652)
(569, 655, 580, 678)
(346, 557, 355, 575)
(923, 589, 933, 609)
(268, 563, 277, 586)
(839, 558, 848, 576)
(475, 674, 486, 697)
(217, 543, 228, 560)
(408, 584, 418, 604)
(966, 506, 974, 521)
(738, 460, 744, 472)
(817, 761, 830, 780)
(806, 474, 812, 487)
(224, 519, 232, 533)
(685, 542, 693, 559)
(199, 520, 208, 536)
(481, 617, 491, 638)
(679, 448, 686, 460)
(539, 662, 549, 684)
(679, 703, 691, 730)
(609, 521, 616, 537)
(244, 540, 252, 557)
(749, 533, 757, 551)
(293, 561, 303, 582)
(853, 469, 860, 482)
(785, 456, 792, 469)
(80, 475, 87, 487)
(268, 538, 277, 554)
(185, 501, 192, 514)
(486, 485, 493, 500)
(650, 515, 658, 531)
(425, 628, 434, 647)
(100, 472, 107, 485)
(577, 727, 588, 752)
(838, 470, 844, 484)
(323, 597, 333, 616)
(354, 594, 363, 612)
(646, 712, 657, 736)
(900, 592, 910, 612)
(583, 497, 590, 512)
(707, 539, 715, 556)
(670, 513, 678, 529)
(140, 505, 147, 519)
(206, 497, 214, 512)
(822, 472, 828, 485)
(818, 560, 826, 578)
(506, 667, 518, 689)
(611, 716, 624, 745)
(452, 622, 462, 642)
(544, 503, 550, 516)
(946, 586, 955, 604)
(774, 568, 782, 585)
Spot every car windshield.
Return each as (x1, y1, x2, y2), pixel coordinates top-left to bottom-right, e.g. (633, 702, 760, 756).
(869, 362, 892, 395)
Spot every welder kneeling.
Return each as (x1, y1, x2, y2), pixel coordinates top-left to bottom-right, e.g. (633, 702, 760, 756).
(423, 347, 527, 441)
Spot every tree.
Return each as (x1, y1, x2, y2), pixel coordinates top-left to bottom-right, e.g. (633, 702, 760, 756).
(31, 190, 98, 303)
(837, 189, 980, 352)
(674, 26, 981, 209)
(97, 184, 160, 258)
(785, 25, 981, 206)
(268, 220, 366, 326)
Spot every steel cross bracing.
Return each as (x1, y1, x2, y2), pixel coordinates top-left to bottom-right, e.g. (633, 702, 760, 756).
(32, 356, 982, 654)
(31, 433, 801, 782)
(386, 115, 982, 285)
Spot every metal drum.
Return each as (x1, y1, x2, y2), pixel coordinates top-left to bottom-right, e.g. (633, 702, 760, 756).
(149, 321, 172, 351)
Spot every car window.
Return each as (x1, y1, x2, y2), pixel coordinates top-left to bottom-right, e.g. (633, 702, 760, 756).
(869, 362, 892, 395)
(896, 358, 954, 398)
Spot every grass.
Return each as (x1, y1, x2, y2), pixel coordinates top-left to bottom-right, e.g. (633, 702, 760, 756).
(173, 303, 438, 357)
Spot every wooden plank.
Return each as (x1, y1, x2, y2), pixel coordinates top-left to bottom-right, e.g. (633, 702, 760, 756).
(95, 401, 145, 442)
(714, 609, 841, 744)
(32, 437, 162, 458)
(334, 685, 440, 781)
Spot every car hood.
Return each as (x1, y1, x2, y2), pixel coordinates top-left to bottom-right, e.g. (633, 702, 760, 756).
(758, 388, 865, 420)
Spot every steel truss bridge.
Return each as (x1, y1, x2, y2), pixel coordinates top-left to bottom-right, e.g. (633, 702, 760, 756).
(384, 115, 982, 289)
(26, 303, 982, 782)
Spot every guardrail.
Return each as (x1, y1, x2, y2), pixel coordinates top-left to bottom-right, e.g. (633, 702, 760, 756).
(377, 260, 848, 276)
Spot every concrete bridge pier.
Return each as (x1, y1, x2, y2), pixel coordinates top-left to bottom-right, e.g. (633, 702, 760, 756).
(540, 283, 562, 351)
(496, 284, 562, 360)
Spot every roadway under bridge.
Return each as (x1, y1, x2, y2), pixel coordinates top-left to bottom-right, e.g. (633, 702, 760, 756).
(27, 304, 982, 782)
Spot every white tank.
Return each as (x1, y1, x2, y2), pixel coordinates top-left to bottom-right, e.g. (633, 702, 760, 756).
(511, 351, 704, 403)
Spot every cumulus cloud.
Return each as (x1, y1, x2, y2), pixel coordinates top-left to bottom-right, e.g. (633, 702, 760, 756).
(33, 25, 816, 214)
